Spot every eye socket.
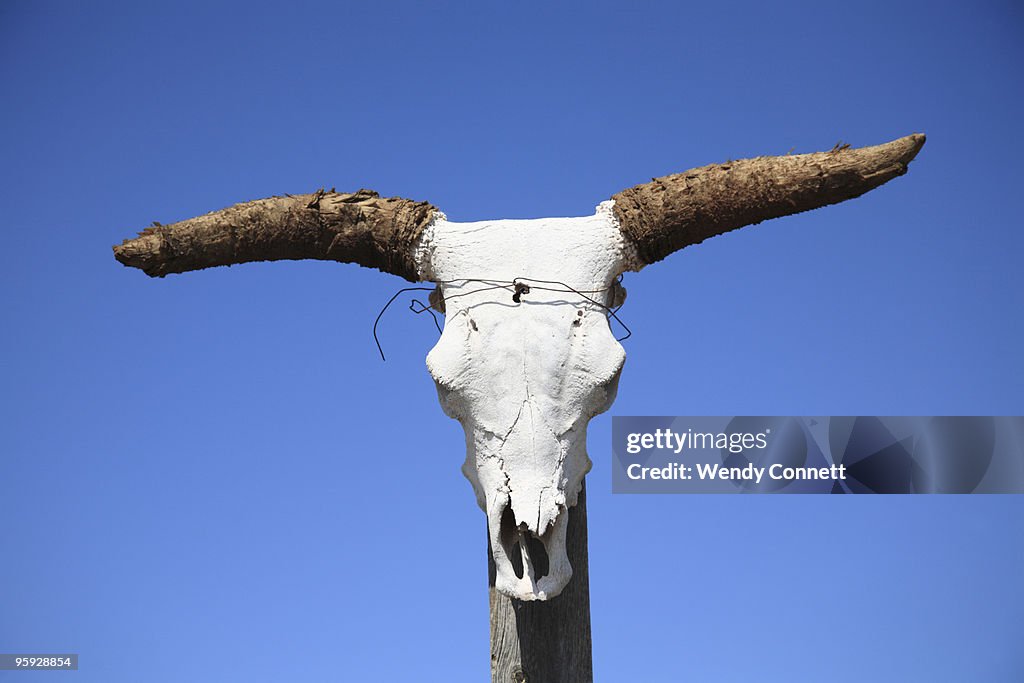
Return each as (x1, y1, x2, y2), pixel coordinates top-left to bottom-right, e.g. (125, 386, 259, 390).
(608, 280, 627, 309)
(428, 285, 445, 313)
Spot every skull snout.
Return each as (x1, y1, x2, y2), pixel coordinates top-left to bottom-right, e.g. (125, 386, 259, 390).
(489, 493, 572, 601)
(498, 504, 550, 584)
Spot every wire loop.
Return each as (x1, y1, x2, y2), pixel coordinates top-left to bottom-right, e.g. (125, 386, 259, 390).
(373, 275, 631, 361)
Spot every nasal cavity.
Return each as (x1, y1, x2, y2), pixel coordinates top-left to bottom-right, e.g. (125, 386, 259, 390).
(498, 504, 550, 581)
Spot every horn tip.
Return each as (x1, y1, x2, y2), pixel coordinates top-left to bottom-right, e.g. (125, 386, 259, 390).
(113, 235, 165, 277)
(899, 132, 927, 162)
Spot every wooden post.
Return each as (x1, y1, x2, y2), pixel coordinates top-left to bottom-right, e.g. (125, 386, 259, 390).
(488, 482, 593, 683)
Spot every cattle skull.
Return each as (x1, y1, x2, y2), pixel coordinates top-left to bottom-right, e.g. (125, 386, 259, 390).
(113, 134, 925, 601)
(417, 203, 634, 599)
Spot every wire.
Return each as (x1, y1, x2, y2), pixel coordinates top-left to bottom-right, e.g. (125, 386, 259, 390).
(373, 275, 631, 361)
(372, 287, 437, 361)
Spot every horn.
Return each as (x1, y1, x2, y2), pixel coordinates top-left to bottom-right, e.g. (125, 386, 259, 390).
(611, 134, 925, 268)
(113, 188, 438, 282)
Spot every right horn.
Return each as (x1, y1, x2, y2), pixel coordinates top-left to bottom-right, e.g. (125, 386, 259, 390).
(611, 133, 925, 268)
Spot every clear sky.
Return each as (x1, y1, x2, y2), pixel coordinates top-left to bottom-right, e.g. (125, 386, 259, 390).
(1, 1, 1022, 681)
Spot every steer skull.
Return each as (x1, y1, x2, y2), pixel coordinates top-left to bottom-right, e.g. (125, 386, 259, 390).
(418, 203, 633, 598)
(113, 134, 925, 600)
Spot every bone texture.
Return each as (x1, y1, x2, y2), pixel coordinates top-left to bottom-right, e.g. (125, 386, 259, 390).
(417, 202, 630, 600)
(612, 133, 926, 267)
(113, 188, 437, 281)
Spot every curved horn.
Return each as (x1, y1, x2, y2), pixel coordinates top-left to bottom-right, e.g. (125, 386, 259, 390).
(113, 188, 438, 282)
(611, 133, 925, 268)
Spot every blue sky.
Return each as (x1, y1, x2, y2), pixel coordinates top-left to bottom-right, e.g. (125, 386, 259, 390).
(1, 1, 1022, 681)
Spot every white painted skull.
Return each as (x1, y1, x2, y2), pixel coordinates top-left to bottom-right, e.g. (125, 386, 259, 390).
(416, 202, 634, 600)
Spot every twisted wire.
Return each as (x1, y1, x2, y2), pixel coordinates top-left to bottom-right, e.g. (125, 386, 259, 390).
(373, 275, 630, 361)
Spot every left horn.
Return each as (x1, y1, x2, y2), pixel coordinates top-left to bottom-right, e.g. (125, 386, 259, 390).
(611, 133, 925, 268)
(113, 188, 438, 282)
